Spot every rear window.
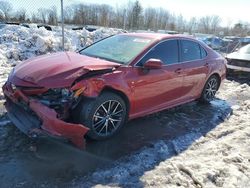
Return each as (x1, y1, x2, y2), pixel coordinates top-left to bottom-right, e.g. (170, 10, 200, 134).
(180, 40, 206, 61)
(200, 46, 207, 58)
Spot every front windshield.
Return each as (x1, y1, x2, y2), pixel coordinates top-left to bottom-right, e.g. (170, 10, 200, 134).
(239, 44, 250, 54)
(80, 35, 155, 64)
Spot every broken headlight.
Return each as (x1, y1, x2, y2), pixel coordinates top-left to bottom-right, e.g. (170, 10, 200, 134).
(33, 88, 77, 119)
(61, 88, 71, 97)
(34, 88, 73, 106)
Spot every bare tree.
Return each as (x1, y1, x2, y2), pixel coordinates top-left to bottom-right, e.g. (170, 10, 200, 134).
(131, 0, 142, 29)
(0, 0, 13, 21)
(187, 17, 197, 34)
(176, 14, 186, 32)
(231, 22, 250, 36)
(63, 5, 74, 24)
(199, 16, 211, 33)
(144, 7, 156, 30)
(38, 8, 49, 23)
(167, 14, 177, 31)
(99, 4, 112, 26)
(15, 9, 27, 22)
(210, 15, 221, 33)
(48, 6, 58, 25)
(72, 4, 87, 25)
(114, 4, 124, 28)
(157, 8, 170, 30)
(1, 0, 248, 36)
(0, 9, 4, 21)
(198, 15, 221, 34)
(31, 13, 38, 23)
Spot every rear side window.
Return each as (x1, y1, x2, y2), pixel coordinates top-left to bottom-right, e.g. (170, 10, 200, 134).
(200, 46, 207, 58)
(180, 40, 202, 62)
(138, 40, 179, 66)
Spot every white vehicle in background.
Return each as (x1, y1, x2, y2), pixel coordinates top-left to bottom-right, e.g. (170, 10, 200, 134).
(226, 44, 250, 72)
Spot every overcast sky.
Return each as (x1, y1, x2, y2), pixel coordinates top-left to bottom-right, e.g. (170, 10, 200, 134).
(8, 0, 250, 26)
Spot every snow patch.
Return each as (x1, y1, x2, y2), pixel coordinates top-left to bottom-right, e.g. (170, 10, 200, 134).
(75, 80, 250, 188)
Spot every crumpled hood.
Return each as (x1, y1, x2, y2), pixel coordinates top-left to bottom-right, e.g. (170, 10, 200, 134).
(11, 52, 120, 88)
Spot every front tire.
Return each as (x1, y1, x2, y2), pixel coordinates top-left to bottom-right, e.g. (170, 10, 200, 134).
(77, 92, 127, 140)
(199, 75, 220, 103)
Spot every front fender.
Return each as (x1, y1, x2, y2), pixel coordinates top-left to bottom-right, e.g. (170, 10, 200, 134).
(71, 75, 132, 99)
(71, 78, 106, 97)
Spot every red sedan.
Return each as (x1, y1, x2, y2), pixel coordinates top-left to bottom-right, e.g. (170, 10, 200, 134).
(2, 33, 226, 148)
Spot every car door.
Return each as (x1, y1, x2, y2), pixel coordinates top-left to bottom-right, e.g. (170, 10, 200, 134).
(180, 39, 209, 100)
(131, 39, 185, 116)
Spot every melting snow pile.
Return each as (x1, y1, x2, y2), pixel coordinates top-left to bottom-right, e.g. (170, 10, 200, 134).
(0, 25, 124, 97)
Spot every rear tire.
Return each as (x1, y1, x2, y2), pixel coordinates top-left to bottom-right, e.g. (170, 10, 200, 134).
(76, 92, 127, 140)
(199, 75, 220, 103)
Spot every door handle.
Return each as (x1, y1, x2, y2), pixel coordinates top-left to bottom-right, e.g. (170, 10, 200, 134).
(205, 62, 209, 67)
(175, 68, 182, 74)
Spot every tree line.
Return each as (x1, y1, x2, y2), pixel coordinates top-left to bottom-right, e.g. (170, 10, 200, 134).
(0, 0, 249, 36)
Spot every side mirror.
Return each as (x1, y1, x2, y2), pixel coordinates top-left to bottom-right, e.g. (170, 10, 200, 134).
(143, 59, 163, 69)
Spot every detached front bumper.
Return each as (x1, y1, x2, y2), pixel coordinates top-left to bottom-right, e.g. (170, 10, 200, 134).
(2, 83, 89, 149)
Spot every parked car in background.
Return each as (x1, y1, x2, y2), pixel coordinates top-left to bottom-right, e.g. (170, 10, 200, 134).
(72, 25, 100, 32)
(72, 26, 84, 30)
(0, 22, 19, 29)
(37, 24, 52, 31)
(20, 23, 30, 28)
(201, 36, 224, 50)
(3, 33, 226, 148)
(157, 30, 179, 34)
(221, 36, 250, 54)
(226, 44, 250, 72)
(0, 22, 53, 31)
(85, 25, 99, 32)
(135, 30, 155, 33)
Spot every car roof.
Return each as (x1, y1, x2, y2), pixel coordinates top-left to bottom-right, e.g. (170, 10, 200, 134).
(120, 32, 195, 41)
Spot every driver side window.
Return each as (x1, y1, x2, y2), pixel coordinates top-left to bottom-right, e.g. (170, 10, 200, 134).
(137, 40, 179, 66)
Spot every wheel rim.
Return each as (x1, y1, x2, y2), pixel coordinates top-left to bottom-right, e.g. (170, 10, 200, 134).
(92, 100, 124, 137)
(204, 78, 218, 101)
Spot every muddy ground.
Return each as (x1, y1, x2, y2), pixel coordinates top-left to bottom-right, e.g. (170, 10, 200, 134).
(0, 74, 249, 188)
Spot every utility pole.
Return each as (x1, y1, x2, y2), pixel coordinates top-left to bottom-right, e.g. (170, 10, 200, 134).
(61, 0, 65, 51)
(123, 9, 126, 30)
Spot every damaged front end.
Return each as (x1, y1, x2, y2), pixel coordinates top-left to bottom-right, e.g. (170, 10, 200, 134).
(2, 51, 121, 149)
(2, 82, 89, 149)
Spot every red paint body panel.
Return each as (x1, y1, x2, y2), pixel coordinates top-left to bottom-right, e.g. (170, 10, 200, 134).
(3, 33, 227, 148)
(3, 83, 89, 148)
(11, 52, 120, 88)
(29, 101, 89, 148)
